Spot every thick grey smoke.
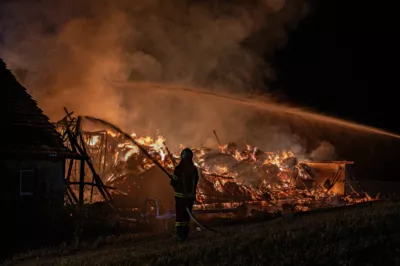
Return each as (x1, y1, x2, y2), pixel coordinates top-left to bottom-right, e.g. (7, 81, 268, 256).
(0, 0, 322, 157)
(309, 141, 336, 161)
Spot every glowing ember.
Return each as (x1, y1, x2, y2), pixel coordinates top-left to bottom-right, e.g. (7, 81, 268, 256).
(88, 136, 100, 146)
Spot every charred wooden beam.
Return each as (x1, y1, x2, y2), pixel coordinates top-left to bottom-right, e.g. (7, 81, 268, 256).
(79, 159, 85, 205)
(59, 108, 113, 205)
(66, 183, 79, 204)
(67, 121, 111, 201)
(65, 190, 74, 205)
(325, 166, 344, 194)
(164, 141, 176, 167)
(213, 129, 222, 146)
(65, 158, 73, 182)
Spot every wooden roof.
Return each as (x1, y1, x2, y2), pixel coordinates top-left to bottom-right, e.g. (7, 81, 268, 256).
(1, 58, 79, 159)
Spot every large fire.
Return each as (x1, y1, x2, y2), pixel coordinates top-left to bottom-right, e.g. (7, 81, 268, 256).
(65, 126, 375, 213)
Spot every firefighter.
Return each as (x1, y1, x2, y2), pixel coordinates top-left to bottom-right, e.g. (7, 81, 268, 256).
(170, 148, 199, 242)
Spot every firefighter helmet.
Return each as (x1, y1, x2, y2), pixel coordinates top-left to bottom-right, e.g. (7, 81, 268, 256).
(181, 148, 193, 160)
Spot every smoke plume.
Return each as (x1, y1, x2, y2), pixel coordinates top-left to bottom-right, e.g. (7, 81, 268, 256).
(309, 141, 336, 161)
(0, 0, 320, 156)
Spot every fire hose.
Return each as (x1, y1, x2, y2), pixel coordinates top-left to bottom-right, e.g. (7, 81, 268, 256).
(82, 116, 224, 234)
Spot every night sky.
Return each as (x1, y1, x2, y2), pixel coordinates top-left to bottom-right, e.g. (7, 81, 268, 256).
(271, 0, 399, 134)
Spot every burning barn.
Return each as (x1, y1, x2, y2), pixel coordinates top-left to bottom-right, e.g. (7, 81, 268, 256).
(54, 114, 375, 222)
(0, 58, 80, 223)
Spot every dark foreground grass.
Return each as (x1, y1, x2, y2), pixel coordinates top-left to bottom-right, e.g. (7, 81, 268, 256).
(6, 200, 400, 266)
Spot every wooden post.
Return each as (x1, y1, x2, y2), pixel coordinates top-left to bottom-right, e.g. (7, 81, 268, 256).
(79, 159, 85, 205)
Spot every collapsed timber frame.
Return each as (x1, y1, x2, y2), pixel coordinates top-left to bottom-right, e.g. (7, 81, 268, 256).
(54, 109, 371, 222)
(55, 108, 112, 206)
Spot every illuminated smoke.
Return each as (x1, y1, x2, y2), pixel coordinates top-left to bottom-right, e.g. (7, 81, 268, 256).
(310, 141, 336, 161)
(0, 0, 317, 157)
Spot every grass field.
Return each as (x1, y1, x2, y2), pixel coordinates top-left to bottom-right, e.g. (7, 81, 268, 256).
(5, 200, 400, 266)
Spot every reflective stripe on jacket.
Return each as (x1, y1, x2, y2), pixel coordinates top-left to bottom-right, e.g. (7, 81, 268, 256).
(175, 221, 190, 227)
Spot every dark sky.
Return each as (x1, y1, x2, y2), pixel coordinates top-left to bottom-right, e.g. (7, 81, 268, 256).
(271, 0, 399, 134)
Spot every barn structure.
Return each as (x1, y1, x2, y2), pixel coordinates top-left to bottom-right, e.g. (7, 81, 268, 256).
(0, 58, 79, 228)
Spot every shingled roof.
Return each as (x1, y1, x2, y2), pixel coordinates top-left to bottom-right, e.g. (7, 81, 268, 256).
(1, 58, 78, 159)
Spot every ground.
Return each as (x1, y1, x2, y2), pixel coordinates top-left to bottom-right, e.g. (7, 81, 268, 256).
(5, 200, 400, 266)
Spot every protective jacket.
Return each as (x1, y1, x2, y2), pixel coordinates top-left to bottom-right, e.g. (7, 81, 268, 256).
(170, 161, 199, 199)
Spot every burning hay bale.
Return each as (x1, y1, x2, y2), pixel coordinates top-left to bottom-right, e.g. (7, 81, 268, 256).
(57, 122, 377, 214)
